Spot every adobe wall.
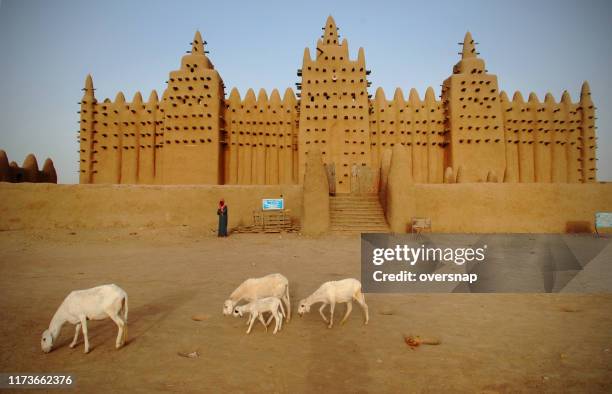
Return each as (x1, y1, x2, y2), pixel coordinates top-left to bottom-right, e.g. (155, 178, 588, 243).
(302, 149, 330, 235)
(0, 184, 302, 231)
(81, 32, 225, 185)
(370, 87, 446, 185)
(387, 182, 612, 233)
(2, 182, 610, 234)
(79, 19, 599, 189)
(225, 88, 299, 185)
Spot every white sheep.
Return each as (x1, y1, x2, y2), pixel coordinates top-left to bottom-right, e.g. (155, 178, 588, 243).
(223, 273, 291, 322)
(233, 297, 286, 334)
(41, 284, 128, 354)
(297, 278, 369, 328)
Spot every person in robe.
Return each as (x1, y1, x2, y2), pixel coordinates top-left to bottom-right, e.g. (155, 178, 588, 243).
(217, 199, 228, 237)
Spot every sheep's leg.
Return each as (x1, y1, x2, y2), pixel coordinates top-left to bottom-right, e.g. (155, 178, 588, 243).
(278, 307, 283, 331)
(108, 312, 126, 349)
(257, 313, 268, 332)
(272, 311, 280, 334)
(246, 313, 252, 325)
(318, 304, 329, 323)
(69, 323, 81, 348)
(265, 313, 274, 326)
(355, 292, 369, 325)
(284, 287, 291, 322)
(328, 302, 335, 329)
(340, 301, 353, 325)
(246, 312, 257, 334)
(79, 316, 90, 354)
(274, 308, 283, 333)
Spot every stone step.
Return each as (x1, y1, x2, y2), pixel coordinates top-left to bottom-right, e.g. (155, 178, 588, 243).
(332, 212, 384, 216)
(331, 224, 389, 229)
(330, 227, 389, 233)
(329, 200, 380, 205)
(331, 195, 379, 199)
(330, 212, 385, 219)
(329, 194, 388, 233)
(331, 213, 387, 218)
(331, 217, 387, 222)
(330, 223, 389, 229)
(332, 222, 387, 226)
(330, 217, 388, 223)
(330, 205, 384, 212)
(330, 204, 383, 209)
(329, 199, 380, 204)
(331, 197, 379, 200)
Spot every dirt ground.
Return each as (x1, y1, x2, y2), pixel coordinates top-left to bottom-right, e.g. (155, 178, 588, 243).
(0, 227, 611, 393)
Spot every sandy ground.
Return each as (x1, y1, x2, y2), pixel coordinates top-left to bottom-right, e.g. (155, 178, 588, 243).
(0, 227, 611, 393)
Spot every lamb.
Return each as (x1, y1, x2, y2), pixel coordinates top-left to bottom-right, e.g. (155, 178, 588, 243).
(41, 284, 128, 354)
(297, 278, 369, 328)
(233, 297, 286, 334)
(223, 273, 291, 322)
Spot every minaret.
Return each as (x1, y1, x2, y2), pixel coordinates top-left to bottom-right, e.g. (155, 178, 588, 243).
(159, 30, 225, 184)
(298, 16, 372, 193)
(191, 31, 205, 54)
(442, 32, 505, 182)
(79, 74, 96, 183)
(461, 32, 477, 59)
(322, 15, 339, 45)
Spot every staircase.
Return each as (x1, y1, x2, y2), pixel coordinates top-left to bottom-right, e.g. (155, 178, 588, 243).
(330, 194, 390, 233)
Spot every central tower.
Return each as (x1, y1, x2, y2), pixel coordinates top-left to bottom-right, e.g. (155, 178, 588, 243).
(298, 16, 372, 193)
(159, 31, 225, 184)
(441, 32, 506, 182)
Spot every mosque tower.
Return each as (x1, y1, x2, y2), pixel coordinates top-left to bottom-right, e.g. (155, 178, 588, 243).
(442, 32, 506, 182)
(298, 16, 372, 193)
(158, 31, 226, 184)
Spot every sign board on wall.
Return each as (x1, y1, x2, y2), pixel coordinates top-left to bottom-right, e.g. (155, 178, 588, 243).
(595, 212, 612, 228)
(262, 198, 284, 211)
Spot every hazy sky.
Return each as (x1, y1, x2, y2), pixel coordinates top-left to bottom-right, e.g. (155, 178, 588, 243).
(0, 0, 610, 183)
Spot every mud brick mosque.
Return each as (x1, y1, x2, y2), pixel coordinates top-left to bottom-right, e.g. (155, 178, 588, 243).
(78, 16, 597, 193)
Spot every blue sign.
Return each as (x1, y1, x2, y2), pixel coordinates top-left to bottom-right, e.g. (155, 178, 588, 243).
(596, 212, 612, 228)
(262, 198, 284, 210)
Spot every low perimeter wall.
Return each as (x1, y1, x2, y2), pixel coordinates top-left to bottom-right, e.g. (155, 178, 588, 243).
(1, 182, 610, 233)
(0, 183, 303, 231)
(386, 182, 612, 233)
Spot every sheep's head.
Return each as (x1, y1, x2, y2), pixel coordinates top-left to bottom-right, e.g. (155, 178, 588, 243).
(232, 307, 243, 317)
(41, 330, 53, 353)
(223, 300, 235, 316)
(297, 299, 310, 316)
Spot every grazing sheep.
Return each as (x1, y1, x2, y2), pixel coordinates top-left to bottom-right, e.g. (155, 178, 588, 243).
(223, 273, 291, 322)
(41, 284, 128, 354)
(233, 297, 286, 334)
(297, 278, 369, 328)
